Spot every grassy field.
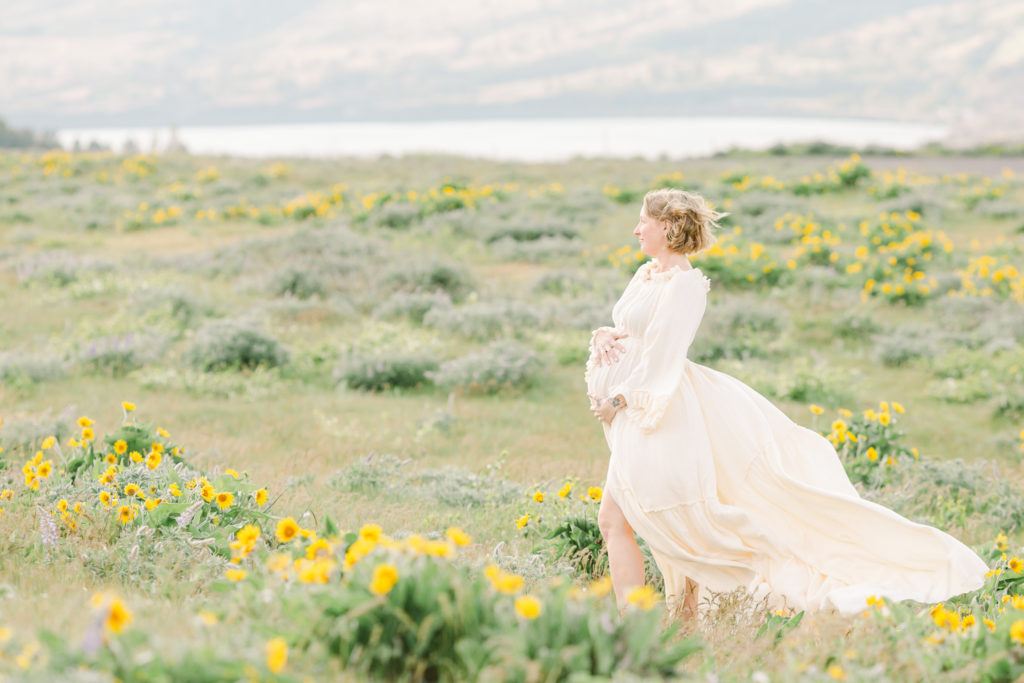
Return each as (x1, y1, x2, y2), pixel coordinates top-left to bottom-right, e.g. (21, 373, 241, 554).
(1, 148, 1023, 680)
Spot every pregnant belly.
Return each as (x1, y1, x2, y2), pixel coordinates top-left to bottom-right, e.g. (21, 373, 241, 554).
(585, 336, 639, 399)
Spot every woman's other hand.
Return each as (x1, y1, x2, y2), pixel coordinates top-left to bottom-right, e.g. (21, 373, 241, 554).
(593, 328, 629, 367)
(588, 393, 626, 425)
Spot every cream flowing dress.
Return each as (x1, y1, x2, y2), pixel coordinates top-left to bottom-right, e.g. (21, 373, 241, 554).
(585, 259, 988, 617)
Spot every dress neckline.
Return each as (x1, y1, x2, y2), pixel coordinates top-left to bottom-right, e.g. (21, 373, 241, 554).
(639, 260, 704, 284)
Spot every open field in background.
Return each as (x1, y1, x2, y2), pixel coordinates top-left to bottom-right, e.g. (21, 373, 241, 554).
(1, 148, 1024, 680)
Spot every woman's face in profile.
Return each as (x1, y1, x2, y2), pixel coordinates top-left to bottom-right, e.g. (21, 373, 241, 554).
(634, 206, 667, 256)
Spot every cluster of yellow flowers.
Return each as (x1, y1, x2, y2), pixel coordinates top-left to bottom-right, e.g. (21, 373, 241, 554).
(254, 522, 473, 588)
(814, 402, 911, 466)
(953, 255, 1024, 303)
(517, 484, 602, 529)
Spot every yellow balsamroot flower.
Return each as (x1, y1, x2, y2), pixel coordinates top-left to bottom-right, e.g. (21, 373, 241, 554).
(24, 473, 40, 490)
(117, 505, 135, 525)
(216, 492, 234, 510)
(984, 617, 997, 632)
(516, 514, 531, 529)
(78, 416, 94, 428)
(276, 517, 300, 543)
(82, 427, 95, 441)
(866, 447, 879, 462)
(809, 404, 824, 415)
(32, 451, 43, 465)
(1012, 620, 1024, 645)
(891, 401, 905, 413)
(124, 484, 141, 498)
(996, 532, 1009, 550)
(558, 482, 573, 498)
(587, 486, 603, 502)
(92, 592, 133, 634)
(359, 523, 383, 543)
(1, 489, 13, 500)
(121, 402, 135, 412)
(41, 436, 56, 450)
(1012, 594, 1024, 610)
(145, 498, 162, 511)
(485, 564, 525, 594)
(831, 419, 847, 432)
(879, 401, 890, 413)
(626, 585, 660, 610)
(197, 610, 218, 626)
(370, 563, 400, 595)
(225, 568, 247, 581)
(224, 468, 239, 479)
(114, 440, 127, 455)
(446, 527, 472, 546)
(878, 413, 891, 426)
(423, 540, 452, 558)
(169, 483, 182, 497)
(200, 485, 215, 502)
(105, 453, 117, 464)
(532, 490, 544, 503)
(588, 576, 613, 598)
(514, 595, 543, 619)
(346, 536, 377, 566)
(145, 451, 162, 470)
(961, 614, 976, 629)
(296, 557, 335, 583)
(99, 491, 113, 507)
(306, 538, 332, 560)
(37, 461, 53, 478)
(255, 489, 269, 506)
(827, 664, 847, 680)
(157, 427, 170, 438)
(129, 451, 143, 463)
(266, 637, 288, 674)
(151, 442, 163, 454)
(863, 409, 877, 420)
(1009, 557, 1023, 573)
(237, 524, 261, 547)
(57, 499, 68, 512)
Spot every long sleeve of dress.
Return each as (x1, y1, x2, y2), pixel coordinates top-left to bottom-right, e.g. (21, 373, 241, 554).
(609, 273, 708, 433)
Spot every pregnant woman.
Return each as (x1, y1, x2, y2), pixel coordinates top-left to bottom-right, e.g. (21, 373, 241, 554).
(585, 188, 988, 622)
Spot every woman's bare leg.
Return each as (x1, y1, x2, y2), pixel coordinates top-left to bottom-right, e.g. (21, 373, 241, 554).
(597, 492, 645, 609)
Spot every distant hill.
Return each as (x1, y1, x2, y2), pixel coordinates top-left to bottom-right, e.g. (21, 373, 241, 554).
(1, 0, 1021, 144)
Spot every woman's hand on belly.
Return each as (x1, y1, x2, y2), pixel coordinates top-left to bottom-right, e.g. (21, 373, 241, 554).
(592, 328, 629, 367)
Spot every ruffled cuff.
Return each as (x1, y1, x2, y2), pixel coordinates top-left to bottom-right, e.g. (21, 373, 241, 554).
(609, 385, 672, 434)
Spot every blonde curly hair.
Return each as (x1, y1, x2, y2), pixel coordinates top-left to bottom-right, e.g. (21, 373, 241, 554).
(643, 188, 727, 256)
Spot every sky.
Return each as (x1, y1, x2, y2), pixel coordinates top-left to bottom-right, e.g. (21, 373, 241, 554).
(2, 0, 1022, 142)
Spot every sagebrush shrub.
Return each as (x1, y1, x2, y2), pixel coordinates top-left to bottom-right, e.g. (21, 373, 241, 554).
(185, 319, 290, 372)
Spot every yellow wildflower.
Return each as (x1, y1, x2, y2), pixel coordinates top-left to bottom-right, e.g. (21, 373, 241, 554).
(626, 585, 660, 610)
(266, 637, 288, 673)
(809, 404, 824, 415)
(276, 517, 300, 543)
(446, 527, 472, 546)
(370, 563, 400, 595)
(129, 451, 143, 463)
(121, 401, 135, 411)
(114, 440, 127, 454)
(1012, 620, 1024, 645)
(145, 451, 161, 470)
(41, 436, 56, 450)
(514, 595, 542, 619)
(532, 490, 544, 502)
(77, 416, 94, 428)
(827, 664, 847, 680)
(255, 488, 269, 506)
(216, 491, 234, 510)
(225, 569, 247, 582)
